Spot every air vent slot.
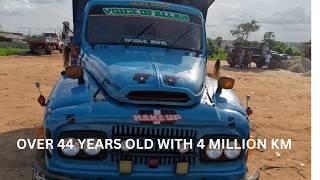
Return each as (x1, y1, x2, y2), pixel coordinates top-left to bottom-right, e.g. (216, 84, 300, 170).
(127, 91, 190, 102)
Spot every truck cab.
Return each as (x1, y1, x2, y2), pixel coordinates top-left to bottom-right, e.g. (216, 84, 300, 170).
(32, 0, 258, 179)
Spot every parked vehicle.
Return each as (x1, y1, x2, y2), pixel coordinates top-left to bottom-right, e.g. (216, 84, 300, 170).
(271, 51, 289, 61)
(227, 46, 266, 68)
(32, 0, 259, 179)
(28, 33, 62, 54)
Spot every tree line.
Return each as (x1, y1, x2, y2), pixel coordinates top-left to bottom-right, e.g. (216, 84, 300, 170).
(207, 19, 302, 57)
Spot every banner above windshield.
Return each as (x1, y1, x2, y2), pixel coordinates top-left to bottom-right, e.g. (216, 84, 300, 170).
(89, 5, 201, 24)
(101, 7, 190, 22)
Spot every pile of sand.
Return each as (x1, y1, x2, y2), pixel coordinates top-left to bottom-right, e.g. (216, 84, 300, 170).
(280, 57, 311, 73)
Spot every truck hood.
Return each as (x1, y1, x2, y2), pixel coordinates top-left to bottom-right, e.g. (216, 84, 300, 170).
(47, 75, 249, 138)
(83, 46, 206, 106)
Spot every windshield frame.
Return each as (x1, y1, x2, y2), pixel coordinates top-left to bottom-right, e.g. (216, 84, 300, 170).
(83, 4, 205, 53)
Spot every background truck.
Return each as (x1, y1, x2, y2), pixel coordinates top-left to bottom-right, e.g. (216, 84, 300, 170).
(28, 33, 63, 54)
(226, 46, 266, 68)
(226, 44, 288, 69)
(32, 0, 259, 179)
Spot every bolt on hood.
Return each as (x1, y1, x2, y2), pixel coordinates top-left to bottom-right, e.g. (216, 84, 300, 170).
(83, 46, 206, 106)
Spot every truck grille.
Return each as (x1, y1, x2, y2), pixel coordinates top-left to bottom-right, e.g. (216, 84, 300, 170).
(127, 91, 190, 102)
(111, 125, 198, 165)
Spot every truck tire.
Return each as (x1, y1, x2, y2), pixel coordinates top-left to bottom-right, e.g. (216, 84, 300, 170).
(256, 58, 264, 68)
(46, 46, 53, 55)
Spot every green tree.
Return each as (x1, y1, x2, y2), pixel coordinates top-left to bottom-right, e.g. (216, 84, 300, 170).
(207, 38, 215, 56)
(285, 47, 293, 55)
(215, 37, 223, 48)
(207, 37, 224, 56)
(293, 49, 301, 56)
(263, 32, 275, 48)
(231, 19, 261, 46)
(273, 41, 288, 54)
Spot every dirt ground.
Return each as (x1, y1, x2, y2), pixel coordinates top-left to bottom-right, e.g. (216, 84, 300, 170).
(0, 54, 311, 179)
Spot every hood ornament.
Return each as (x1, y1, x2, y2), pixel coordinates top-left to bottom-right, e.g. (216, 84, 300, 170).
(163, 75, 178, 86)
(133, 73, 152, 84)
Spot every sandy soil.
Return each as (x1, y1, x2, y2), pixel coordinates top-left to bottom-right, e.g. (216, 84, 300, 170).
(0, 54, 311, 179)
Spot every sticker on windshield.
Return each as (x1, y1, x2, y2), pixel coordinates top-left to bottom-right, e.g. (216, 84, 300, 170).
(129, 2, 169, 8)
(102, 7, 190, 22)
(121, 37, 168, 46)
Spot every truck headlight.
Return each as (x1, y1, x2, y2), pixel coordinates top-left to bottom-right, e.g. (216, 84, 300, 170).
(205, 145, 223, 159)
(121, 140, 133, 152)
(178, 142, 190, 154)
(61, 137, 80, 157)
(224, 141, 241, 159)
(84, 138, 102, 156)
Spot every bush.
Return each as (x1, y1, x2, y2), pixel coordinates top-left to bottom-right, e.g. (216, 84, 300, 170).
(209, 49, 227, 60)
(0, 42, 29, 49)
(0, 48, 28, 56)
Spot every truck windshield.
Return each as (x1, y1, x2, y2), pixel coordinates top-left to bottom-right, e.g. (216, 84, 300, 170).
(86, 6, 203, 52)
(43, 33, 58, 38)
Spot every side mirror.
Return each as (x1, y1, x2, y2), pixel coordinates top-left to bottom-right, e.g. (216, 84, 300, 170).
(34, 82, 46, 106)
(64, 66, 84, 79)
(246, 107, 253, 116)
(37, 95, 46, 106)
(216, 77, 235, 94)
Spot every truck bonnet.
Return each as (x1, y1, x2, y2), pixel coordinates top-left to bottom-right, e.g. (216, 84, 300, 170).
(84, 47, 206, 106)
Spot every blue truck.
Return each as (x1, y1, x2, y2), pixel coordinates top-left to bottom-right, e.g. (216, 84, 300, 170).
(32, 0, 259, 179)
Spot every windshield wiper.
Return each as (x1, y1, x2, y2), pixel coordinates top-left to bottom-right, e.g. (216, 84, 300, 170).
(170, 28, 192, 48)
(123, 20, 157, 48)
(169, 29, 202, 55)
(134, 20, 157, 39)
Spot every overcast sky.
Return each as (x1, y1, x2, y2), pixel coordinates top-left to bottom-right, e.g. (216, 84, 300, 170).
(0, 0, 311, 42)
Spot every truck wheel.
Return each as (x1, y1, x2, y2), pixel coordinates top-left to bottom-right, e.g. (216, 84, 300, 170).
(256, 63, 263, 68)
(46, 46, 53, 55)
(256, 59, 264, 68)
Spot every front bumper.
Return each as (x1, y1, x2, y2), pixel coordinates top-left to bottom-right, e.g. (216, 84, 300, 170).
(32, 159, 260, 180)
